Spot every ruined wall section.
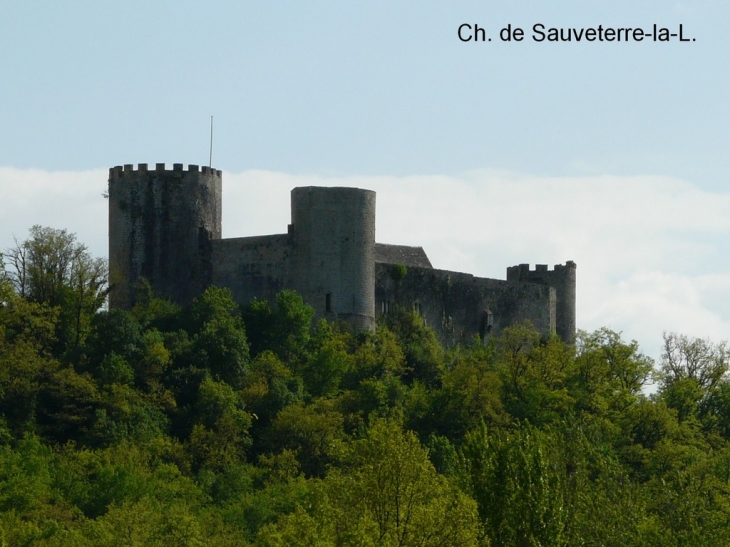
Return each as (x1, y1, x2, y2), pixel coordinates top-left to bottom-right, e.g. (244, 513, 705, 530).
(289, 187, 376, 330)
(211, 234, 289, 307)
(108, 163, 222, 308)
(376, 264, 555, 347)
(506, 261, 576, 342)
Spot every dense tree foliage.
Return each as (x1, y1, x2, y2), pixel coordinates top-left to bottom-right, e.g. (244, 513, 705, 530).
(3, 226, 108, 355)
(2, 229, 730, 545)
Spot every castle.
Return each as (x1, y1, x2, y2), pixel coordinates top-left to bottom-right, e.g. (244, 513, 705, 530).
(108, 163, 576, 344)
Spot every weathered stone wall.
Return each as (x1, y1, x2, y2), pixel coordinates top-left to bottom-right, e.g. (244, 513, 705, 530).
(108, 163, 221, 308)
(211, 234, 289, 306)
(289, 187, 376, 330)
(506, 261, 576, 342)
(376, 264, 556, 346)
(108, 170, 576, 343)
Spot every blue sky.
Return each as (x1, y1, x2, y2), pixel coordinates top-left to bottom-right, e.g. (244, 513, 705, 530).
(1, 1, 729, 363)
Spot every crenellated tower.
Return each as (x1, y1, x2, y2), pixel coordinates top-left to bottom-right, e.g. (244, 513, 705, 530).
(506, 261, 576, 342)
(108, 163, 222, 308)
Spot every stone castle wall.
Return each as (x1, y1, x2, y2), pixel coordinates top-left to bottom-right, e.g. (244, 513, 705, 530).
(376, 264, 555, 346)
(108, 166, 575, 343)
(211, 234, 289, 307)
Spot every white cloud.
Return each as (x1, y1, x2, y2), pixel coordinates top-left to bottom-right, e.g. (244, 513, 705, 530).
(0, 167, 108, 258)
(2, 166, 729, 364)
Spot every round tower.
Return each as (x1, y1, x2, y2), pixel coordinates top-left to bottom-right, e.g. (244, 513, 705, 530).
(558, 261, 577, 342)
(289, 186, 376, 330)
(108, 163, 222, 309)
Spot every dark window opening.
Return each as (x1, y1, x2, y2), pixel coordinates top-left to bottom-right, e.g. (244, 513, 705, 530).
(480, 308, 494, 344)
(326, 293, 332, 312)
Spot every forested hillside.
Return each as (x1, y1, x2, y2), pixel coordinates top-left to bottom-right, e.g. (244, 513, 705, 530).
(1, 228, 730, 546)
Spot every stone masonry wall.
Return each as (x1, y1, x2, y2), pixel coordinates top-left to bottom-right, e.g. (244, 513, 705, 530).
(289, 187, 376, 330)
(108, 163, 221, 308)
(109, 170, 575, 345)
(375, 263, 556, 347)
(211, 235, 289, 307)
(506, 261, 576, 342)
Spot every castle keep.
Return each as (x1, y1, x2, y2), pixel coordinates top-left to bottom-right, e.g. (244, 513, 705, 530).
(109, 164, 576, 344)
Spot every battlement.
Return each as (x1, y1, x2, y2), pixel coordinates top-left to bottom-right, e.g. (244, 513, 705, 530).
(109, 163, 222, 177)
(507, 261, 576, 276)
(506, 261, 576, 342)
(108, 161, 223, 309)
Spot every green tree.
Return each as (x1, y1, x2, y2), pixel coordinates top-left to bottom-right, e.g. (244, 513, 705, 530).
(658, 333, 729, 432)
(243, 290, 314, 363)
(382, 308, 443, 387)
(573, 328, 654, 416)
(0, 435, 53, 514)
(3, 226, 108, 351)
(0, 279, 59, 434)
(89, 385, 170, 447)
(700, 379, 730, 440)
(660, 332, 728, 394)
(337, 419, 481, 547)
(458, 422, 567, 547)
(129, 277, 181, 331)
(36, 367, 102, 443)
(258, 419, 482, 547)
(642, 469, 730, 546)
(188, 287, 250, 389)
(242, 351, 304, 434)
(268, 398, 346, 477)
(85, 309, 143, 369)
(572, 471, 650, 547)
(187, 376, 253, 471)
(347, 326, 407, 385)
(433, 343, 505, 441)
(302, 321, 354, 397)
(495, 322, 575, 424)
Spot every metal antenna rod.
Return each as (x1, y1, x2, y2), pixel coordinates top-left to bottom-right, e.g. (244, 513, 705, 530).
(209, 116, 213, 168)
